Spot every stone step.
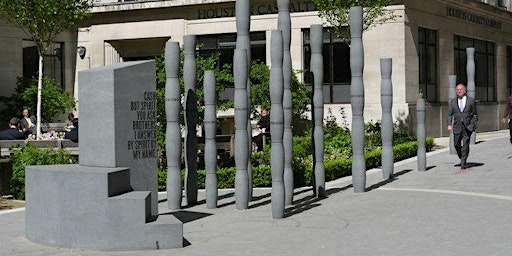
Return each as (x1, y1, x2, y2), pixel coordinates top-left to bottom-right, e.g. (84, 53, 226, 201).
(143, 214, 183, 249)
(108, 191, 151, 223)
(106, 168, 132, 197)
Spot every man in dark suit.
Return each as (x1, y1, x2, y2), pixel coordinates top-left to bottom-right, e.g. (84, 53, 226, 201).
(447, 83, 478, 169)
(20, 108, 37, 137)
(0, 117, 25, 140)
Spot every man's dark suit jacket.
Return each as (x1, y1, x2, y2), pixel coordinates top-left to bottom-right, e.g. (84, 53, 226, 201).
(0, 128, 25, 140)
(447, 96, 478, 134)
(20, 116, 37, 134)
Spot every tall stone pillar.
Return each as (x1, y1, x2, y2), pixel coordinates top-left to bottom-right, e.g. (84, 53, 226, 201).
(417, 96, 426, 172)
(165, 41, 183, 209)
(349, 7, 366, 192)
(310, 24, 325, 198)
(183, 35, 198, 205)
(235, 0, 253, 201)
(380, 58, 393, 179)
(466, 47, 476, 144)
(204, 70, 218, 209)
(448, 75, 457, 155)
(278, 0, 294, 206)
(270, 30, 285, 219)
(234, 49, 249, 210)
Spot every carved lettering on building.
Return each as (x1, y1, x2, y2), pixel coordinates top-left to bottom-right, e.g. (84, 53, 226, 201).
(446, 6, 502, 29)
(197, 1, 316, 19)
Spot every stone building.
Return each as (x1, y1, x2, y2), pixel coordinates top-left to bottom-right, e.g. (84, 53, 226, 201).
(2, 0, 512, 136)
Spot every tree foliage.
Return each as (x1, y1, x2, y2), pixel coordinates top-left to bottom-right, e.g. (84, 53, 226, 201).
(0, 77, 76, 123)
(312, 0, 398, 40)
(0, 0, 91, 54)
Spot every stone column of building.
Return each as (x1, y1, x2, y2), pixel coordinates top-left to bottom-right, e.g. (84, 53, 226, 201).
(204, 70, 218, 209)
(349, 7, 366, 193)
(310, 24, 325, 198)
(270, 30, 285, 219)
(448, 75, 457, 155)
(380, 58, 394, 179)
(417, 95, 426, 172)
(235, 0, 253, 201)
(278, 0, 294, 206)
(466, 47, 476, 145)
(234, 49, 250, 210)
(165, 41, 183, 210)
(183, 35, 198, 205)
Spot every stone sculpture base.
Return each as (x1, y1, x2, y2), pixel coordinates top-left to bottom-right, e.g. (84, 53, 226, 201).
(25, 165, 183, 250)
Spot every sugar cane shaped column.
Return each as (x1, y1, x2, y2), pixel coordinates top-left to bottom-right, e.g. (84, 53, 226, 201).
(204, 70, 218, 209)
(380, 58, 394, 179)
(466, 47, 476, 145)
(270, 30, 285, 218)
(310, 24, 325, 198)
(234, 49, 249, 210)
(165, 41, 183, 209)
(448, 75, 457, 155)
(417, 95, 426, 172)
(235, 0, 253, 201)
(278, 0, 294, 205)
(184, 35, 198, 205)
(350, 7, 366, 192)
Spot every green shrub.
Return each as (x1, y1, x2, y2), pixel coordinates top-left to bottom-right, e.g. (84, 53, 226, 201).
(9, 145, 77, 200)
(155, 137, 435, 191)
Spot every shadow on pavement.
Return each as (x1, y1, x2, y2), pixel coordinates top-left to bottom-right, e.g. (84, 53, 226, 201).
(366, 169, 413, 192)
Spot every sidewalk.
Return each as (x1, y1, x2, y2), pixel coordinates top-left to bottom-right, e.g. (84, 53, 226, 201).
(1, 130, 511, 256)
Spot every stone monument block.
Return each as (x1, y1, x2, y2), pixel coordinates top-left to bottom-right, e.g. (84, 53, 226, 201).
(78, 61, 158, 214)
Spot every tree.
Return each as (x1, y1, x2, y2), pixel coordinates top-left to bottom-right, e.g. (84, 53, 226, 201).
(312, 0, 398, 40)
(0, 77, 76, 123)
(0, 0, 91, 139)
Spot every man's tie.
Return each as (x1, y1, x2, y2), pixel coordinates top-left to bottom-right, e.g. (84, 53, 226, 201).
(458, 98, 464, 112)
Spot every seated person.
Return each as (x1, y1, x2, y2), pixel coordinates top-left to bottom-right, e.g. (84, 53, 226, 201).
(66, 112, 79, 127)
(64, 119, 78, 142)
(252, 109, 270, 151)
(20, 108, 37, 138)
(0, 117, 25, 140)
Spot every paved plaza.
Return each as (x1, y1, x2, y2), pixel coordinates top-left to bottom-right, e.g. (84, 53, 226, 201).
(1, 130, 511, 255)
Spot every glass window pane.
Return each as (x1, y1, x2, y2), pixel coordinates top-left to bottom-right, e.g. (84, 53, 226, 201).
(332, 42, 350, 83)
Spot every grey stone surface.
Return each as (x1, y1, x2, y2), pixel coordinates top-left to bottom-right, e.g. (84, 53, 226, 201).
(165, 41, 183, 210)
(310, 24, 325, 198)
(349, 6, 366, 193)
(380, 58, 394, 179)
(23, 60, 182, 251)
(235, 0, 253, 201)
(234, 48, 249, 210)
(466, 47, 477, 145)
(278, 0, 294, 206)
(448, 75, 457, 155)
(5, 130, 512, 255)
(25, 165, 182, 250)
(183, 35, 199, 206)
(417, 97, 426, 171)
(203, 70, 218, 209)
(78, 60, 158, 214)
(270, 30, 285, 219)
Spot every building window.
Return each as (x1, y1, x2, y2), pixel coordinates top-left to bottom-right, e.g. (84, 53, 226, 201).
(418, 27, 438, 102)
(454, 35, 495, 102)
(303, 28, 351, 103)
(197, 32, 266, 88)
(23, 41, 64, 89)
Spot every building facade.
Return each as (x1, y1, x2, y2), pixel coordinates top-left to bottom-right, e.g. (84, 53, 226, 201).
(2, 0, 512, 136)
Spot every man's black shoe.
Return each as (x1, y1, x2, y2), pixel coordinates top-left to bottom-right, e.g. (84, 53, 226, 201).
(461, 165, 467, 170)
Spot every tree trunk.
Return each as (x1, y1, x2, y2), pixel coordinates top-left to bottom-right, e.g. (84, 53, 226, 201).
(36, 54, 43, 140)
